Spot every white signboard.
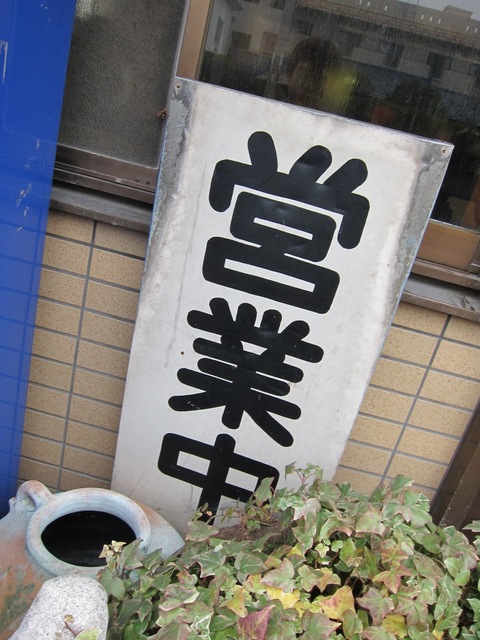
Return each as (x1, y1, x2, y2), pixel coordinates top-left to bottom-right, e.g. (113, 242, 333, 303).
(112, 79, 451, 533)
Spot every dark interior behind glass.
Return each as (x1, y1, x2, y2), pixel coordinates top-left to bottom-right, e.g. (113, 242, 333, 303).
(199, 0, 480, 232)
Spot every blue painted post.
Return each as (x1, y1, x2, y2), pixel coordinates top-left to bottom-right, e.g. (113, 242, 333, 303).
(0, 0, 76, 514)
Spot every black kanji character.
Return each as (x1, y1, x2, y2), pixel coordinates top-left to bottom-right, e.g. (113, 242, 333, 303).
(168, 298, 323, 447)
(158, 432, 279, 520)
(203, 133, 369, 312)
(209, 131, 369, 249)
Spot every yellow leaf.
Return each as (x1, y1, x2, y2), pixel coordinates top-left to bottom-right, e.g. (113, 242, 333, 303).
(265, 586, 300, 609)
(318, 586, 355, 620)
(383, 614, 408, 638)
(288, 544, 306, 558)
(243, 574, 264, 595)
(225, 585, 248, 618)
(318, 568, 341, 592)
(433, 628, 444, 640)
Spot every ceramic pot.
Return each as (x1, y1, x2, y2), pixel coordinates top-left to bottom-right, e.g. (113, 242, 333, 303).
(0, 480, 184, 639)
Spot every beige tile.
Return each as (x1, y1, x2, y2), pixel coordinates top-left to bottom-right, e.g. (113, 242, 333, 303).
(350, 415, 402, 449)
(73, 370, 125, 405)
(409, 400, 471, 437)
(432, 341, 480, 380)
(445, 316, 480, 347)
(35, 299, 81, 335)
(76, 342, 130, 378)
(90, 249, 144, 289)
(339, 442, 391, 475)
(332, 467, 380, 495)
(420, 371, 480, 410)
(39, 269, 85, 306)
(381, 327, 437, 365)
(59, 470, 110, 492)
(63, 446, 114, 481)
(370, 358, 425, 395)
(18, 458, 58, 488)
(21, 434, 62, 465)
(393, 303, 447, 335)
(29, 357, 73, 391)
(85, 281, 140, 321)
(69, 396, 121, 431)
(66, 422, 117, 457)
(47, 211, 94, 243)
(26, 384, 69, 417)
(397, 428, 460, 464)
(42, 236, 90, 275)
(23, 410, 65, 441)
(360, 387, 413, 422)
(32, 328, 76, 364)
(94, 222, 148, 258)
(387, 454, 446, 489)
(81, 312, 135, 350)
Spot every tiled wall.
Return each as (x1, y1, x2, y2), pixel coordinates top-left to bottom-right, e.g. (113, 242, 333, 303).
(19, 211, 480, 501)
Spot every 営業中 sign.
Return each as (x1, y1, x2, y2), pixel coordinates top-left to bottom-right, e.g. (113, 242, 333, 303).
(112, 78, 451, 533)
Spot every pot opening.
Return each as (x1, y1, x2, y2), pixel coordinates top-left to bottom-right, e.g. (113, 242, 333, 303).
(41, 510, 136, 567)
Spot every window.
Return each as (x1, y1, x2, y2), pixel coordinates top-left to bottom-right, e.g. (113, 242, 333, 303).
(291, 19, 313, 36)
(55, 0, 187, 203)
(261, 31, 278, 55)
(179, 0, 480, 281)
(231, 31, 252, 50)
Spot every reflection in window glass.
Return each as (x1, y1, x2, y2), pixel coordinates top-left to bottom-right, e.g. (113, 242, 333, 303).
(200, 0, 480, 231)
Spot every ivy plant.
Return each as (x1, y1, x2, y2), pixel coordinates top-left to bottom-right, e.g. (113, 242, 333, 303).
(98, 465, 480, 640)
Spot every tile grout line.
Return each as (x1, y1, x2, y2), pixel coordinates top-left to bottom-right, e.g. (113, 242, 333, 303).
(379, 314, 451, 487)
(56, 221, 97, 491)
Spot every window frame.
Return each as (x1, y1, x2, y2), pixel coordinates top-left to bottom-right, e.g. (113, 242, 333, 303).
(176, 0, 480, 284)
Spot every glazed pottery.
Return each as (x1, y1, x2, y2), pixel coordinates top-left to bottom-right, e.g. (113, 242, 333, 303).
(0, 480, 184, 638)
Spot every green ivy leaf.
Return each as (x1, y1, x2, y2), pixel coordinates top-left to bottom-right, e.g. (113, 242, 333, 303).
(155, 621, 192, 640)
(319, 515, 354, 540)
(76, 630, 101, 640)
(355, 546, 381, 581)
(408, 505, 432, 528)
(159, 582, 200, 611)
(412, 553, 444, 581)
(195, 548, 227, 577)
(235, 551, 267, 578)
(390, 475, 414, 496)
(362, 625, 396, 640)
(117, 598, 144, 627)
(356, 587, 394, 625)
(185, 519, 219, 542)
(210, 608, 239, 632)
(394, 594, 428, 626)
(417, 578, 436, 605)
(356, 506, 385, 536)
(261, 558, 295, 592)
(254, 476, 275, 506)
(301, 612, 341, 639)
(467, 597, 480, 622)
(379, 539, 411, 568)
(342, 608, 364, 639)
(102, 573, 126, 601)
(339, 537, 357, 566)
(117, 539, 144, 571)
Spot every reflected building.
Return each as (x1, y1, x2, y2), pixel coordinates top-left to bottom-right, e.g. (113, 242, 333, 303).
(201, 0, 480, 229)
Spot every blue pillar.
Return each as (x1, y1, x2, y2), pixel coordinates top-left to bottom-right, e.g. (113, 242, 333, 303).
(0, 0, 76, 514)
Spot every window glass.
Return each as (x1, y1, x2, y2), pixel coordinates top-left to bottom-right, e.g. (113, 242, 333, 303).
(58, 0, 186, 169)
(199, 0, 480, 232)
